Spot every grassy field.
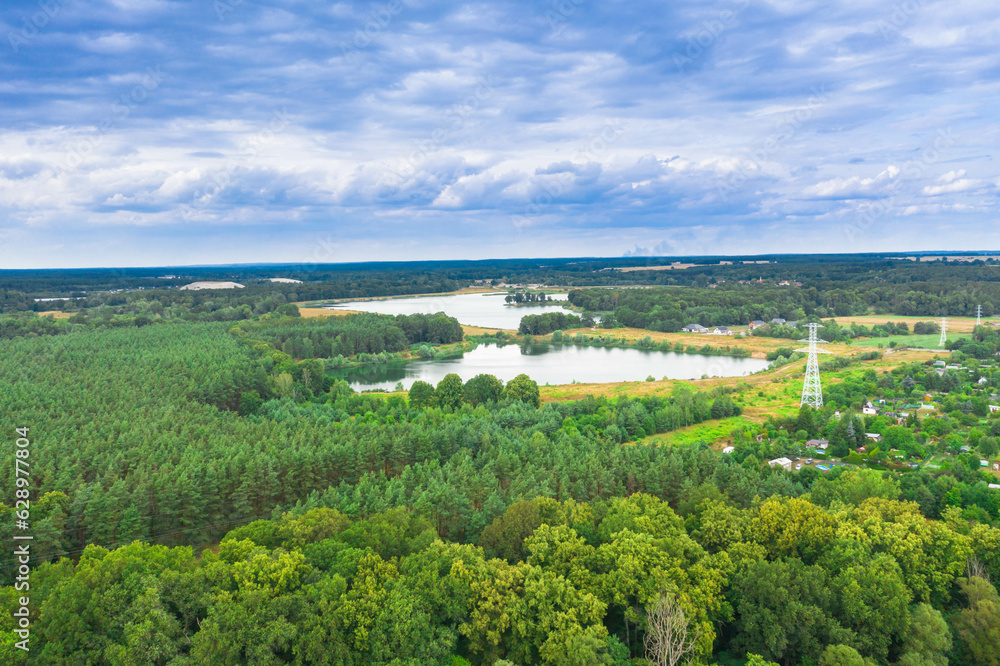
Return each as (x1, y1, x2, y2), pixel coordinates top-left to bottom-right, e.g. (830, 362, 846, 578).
(849, 332, 971, 350)
(297, 306, 359, 318)
(834, 314, 988, 334)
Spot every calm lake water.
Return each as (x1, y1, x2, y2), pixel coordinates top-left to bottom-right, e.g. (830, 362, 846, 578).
(325, 292, 569, 329)
(333, 343, 770, 390)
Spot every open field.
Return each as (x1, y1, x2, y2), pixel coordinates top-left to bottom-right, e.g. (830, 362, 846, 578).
(834, 314, 988, 333)
(36, 310, 74, 319)
(461, 324, 517, 336)
(297, 306, 359, 318)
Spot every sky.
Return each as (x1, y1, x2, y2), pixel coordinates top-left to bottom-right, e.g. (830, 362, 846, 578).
(0, 0, 998, 268)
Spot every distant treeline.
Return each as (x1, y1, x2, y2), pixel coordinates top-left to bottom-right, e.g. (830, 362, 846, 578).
(570, 272, 1000, 331)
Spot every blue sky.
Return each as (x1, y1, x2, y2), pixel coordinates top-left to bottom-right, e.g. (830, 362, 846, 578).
(1, 0, 998, 268)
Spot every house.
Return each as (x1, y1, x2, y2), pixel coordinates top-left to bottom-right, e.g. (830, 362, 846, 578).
(933, 361, 946, 367)
(682, 323, 707, 333)
(863, 401, 878, 415)
(989, 484, 1000, 490)
(807, 438, 829, 450)
(908, 462, 920, 470)
(990, 405, 1000, 413)
(994, 462, 1000, 471)
(779, 280, 790, 286)
(865, 433, 883, 443)
(981, 460, 990, 467)
(722, 446, 735, 454)
(768, 457, 793, 471)
(712, 326, 733, 336)
(749, 320, 767, 329)
(771, 318, 786, 325)
(978, 377, 989, 385)
(785, 321, 798, 328)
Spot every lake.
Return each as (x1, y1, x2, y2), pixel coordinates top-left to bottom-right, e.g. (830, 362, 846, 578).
(325, 291, 569, 329)
(332, 342, 770, 390)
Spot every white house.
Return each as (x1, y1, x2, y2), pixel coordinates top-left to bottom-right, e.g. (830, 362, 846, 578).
(683, 323, 707, 333)
(712, 326, 733, 336)
(769, 457, 793, 471)
(722, 446, 735, 454)
(989, 405, 1000, 413)
(863, 401, 878, 415)
(806, 438, 829, 450)
(865, 433, 883, 443)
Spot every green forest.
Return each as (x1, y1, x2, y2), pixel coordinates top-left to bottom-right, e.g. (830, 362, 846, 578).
(3, 256, 1000, 664)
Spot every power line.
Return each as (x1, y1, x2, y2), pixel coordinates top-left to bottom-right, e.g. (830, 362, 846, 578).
(796, 323, 830, 408)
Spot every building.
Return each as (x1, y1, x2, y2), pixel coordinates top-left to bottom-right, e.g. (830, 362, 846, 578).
(806, 438, 829, 450)
(712, 326, 733, 336)
(749, 320, 767, 329)
(990, 405, 1000, 413)
(722, 446, 735, 454)
(863, 401, 878, 415)
(769, 457, 793, 471)
(771, 318, 786, 325)
(865, 433, 883, 443)
(682, 323, 707, 333)
(268, 277, 302, 284)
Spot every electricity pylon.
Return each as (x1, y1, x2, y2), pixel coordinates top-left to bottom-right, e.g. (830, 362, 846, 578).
(796, 323, 831, 408)
(976, 305, 982, 327)
(938, 317, 947, 347)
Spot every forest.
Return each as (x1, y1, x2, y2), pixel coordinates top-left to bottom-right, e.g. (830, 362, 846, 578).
(3, 257, 1000, 664)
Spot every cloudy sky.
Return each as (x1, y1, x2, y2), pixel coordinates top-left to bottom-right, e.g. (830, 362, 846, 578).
(1, 0, 998, 268)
